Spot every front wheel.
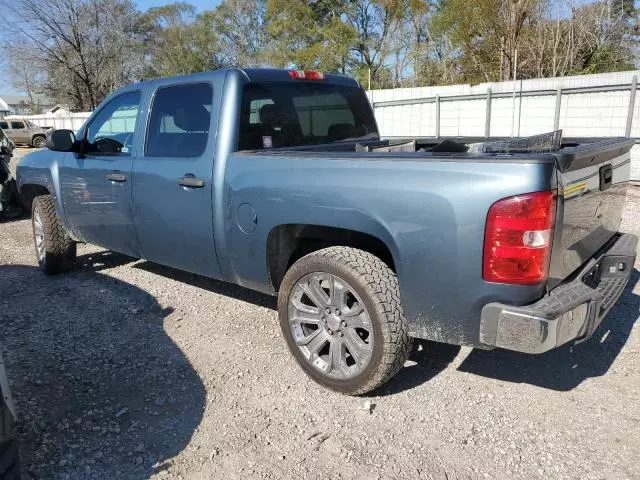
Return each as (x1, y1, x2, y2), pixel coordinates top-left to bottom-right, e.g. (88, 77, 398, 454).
(278, 246, 413, 395)
(31, 195, 76, 274)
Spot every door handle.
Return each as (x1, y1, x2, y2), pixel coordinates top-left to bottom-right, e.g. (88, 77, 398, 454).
(178, 175, 205, 188)
(106, 172, 127, 182)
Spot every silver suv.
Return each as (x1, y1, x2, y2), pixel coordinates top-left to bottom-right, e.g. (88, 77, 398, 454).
(0, 118, 47, 148)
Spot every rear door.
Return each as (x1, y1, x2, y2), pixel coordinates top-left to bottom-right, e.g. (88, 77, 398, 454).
(131, 82, 222, 278)
(549, 139, 634, 286)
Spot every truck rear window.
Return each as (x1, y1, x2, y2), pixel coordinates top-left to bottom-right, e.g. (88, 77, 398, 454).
(238, 82, 378, 150)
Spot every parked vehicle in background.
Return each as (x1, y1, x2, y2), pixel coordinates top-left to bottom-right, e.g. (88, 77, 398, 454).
(0, 119, 47, 148)
(0, 128, 22, 219)
(16, 68, 638, 395)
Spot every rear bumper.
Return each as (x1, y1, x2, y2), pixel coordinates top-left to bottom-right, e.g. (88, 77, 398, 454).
(479, 233, 638, 354)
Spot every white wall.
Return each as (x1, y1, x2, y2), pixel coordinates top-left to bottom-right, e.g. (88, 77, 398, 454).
(369, 71, 639, 180)
(8, 112, 91, 131)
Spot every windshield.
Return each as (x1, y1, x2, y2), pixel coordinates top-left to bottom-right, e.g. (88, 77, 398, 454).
(238, 82, 378, 150)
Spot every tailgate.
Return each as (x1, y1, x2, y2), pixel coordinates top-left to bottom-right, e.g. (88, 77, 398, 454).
(548, 138, 635, 287)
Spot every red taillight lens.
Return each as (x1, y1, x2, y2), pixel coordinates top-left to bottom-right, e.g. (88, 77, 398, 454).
(288, 70, 325, 80)
(483, 190, 556, 285)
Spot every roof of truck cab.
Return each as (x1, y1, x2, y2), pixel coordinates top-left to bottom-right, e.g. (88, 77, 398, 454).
(115, 68, 360, 95)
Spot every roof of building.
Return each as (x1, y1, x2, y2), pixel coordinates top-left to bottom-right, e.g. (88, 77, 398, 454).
(0, 98, 8, 112)
(0, 94, 54, 106)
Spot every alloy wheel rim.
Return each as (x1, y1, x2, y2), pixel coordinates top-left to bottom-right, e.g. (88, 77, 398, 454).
(288, 272, 374, 379)
(33, 209, 45, 262)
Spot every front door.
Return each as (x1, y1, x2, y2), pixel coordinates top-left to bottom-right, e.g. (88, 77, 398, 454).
(60, 91, 142, 257)
(132, 82, 221, 278)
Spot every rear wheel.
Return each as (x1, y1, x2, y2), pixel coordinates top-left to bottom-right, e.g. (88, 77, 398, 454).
(31, 135, 45, 149)
(31, 195, 76, 274)
(278, 246, 413, 395)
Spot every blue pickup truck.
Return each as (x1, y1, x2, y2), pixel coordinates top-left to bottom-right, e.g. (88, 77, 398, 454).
(16, 68, 638, 394)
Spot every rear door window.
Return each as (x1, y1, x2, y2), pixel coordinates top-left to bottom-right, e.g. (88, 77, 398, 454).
(238, 82, 378, 150)
(145, 83, 213, 158)
(0, 122, 8, 130)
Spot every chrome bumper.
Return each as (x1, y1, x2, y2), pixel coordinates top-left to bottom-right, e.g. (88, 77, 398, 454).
(480, 233, 638, 354)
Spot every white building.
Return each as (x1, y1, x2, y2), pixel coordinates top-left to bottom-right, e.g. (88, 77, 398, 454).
(0, 94, 55, 116)
(0, 97, 9, 118)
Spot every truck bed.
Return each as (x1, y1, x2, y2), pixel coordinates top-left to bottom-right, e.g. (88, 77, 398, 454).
(265, 135, 633, 174)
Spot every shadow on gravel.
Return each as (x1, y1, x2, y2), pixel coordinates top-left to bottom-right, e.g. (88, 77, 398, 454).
(0, 212, 27, 224)
(0, 264, 206, 480)
(76, 250, 137, 272)
(372, 341, 461, 397)
(458, 269, 640, 391)
(133, 261, 277, 310)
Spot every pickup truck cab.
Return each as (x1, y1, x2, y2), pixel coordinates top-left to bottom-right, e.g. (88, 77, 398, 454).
(17, 68, 638, 394)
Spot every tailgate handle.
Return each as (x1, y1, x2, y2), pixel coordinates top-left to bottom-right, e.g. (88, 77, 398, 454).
(599, 165, 612, 191)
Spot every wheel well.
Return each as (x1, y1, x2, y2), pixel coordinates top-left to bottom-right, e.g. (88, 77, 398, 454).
(267, 224, 395, 292)
(19, 184, 50, 214)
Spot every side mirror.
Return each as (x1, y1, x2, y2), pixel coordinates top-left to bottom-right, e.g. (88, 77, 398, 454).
(46, 129, 76, 152)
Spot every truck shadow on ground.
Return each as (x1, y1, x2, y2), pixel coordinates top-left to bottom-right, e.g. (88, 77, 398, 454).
(132, 259, 277, 310)
(0, 264, 206, 480)
(457, 269, 640, 391)
(372, 341, 462, 397)
(128, 255, 462, 397)
(74, 251, 640, 396)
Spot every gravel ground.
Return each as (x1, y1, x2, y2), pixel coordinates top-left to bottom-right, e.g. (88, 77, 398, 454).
(1, 148, 639, 480)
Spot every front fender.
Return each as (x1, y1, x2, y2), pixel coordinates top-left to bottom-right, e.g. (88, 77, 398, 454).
(17, 150, 71, 233)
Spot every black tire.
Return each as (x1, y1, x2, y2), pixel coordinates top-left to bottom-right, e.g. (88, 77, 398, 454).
(0, 397, 20, 480)
(31, 135, 45, 149)
(31, 195, 76, 274)
(278, 246, 414, 395)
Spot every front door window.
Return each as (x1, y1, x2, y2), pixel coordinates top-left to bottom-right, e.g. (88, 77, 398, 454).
(86, 92, 141, 155)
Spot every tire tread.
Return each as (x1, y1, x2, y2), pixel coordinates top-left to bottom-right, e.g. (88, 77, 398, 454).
(32, 195, 76, 274)
(282, 246, 413, 395)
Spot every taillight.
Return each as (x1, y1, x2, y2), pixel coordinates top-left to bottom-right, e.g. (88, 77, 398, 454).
(288, 70, 325, 80)
(483, 190, 556, 285)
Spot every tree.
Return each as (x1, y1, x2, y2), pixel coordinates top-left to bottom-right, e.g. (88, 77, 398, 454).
(212, 0, 269, 67)
(569, 0, 638, 74)
(3, 51, 46, 111)
(266, 0, 356, 72)
(2, 0, 638, 104)
(0, 0, 146, 110)
(345, 0, 407, 87)
(137, 3, 219, 78)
